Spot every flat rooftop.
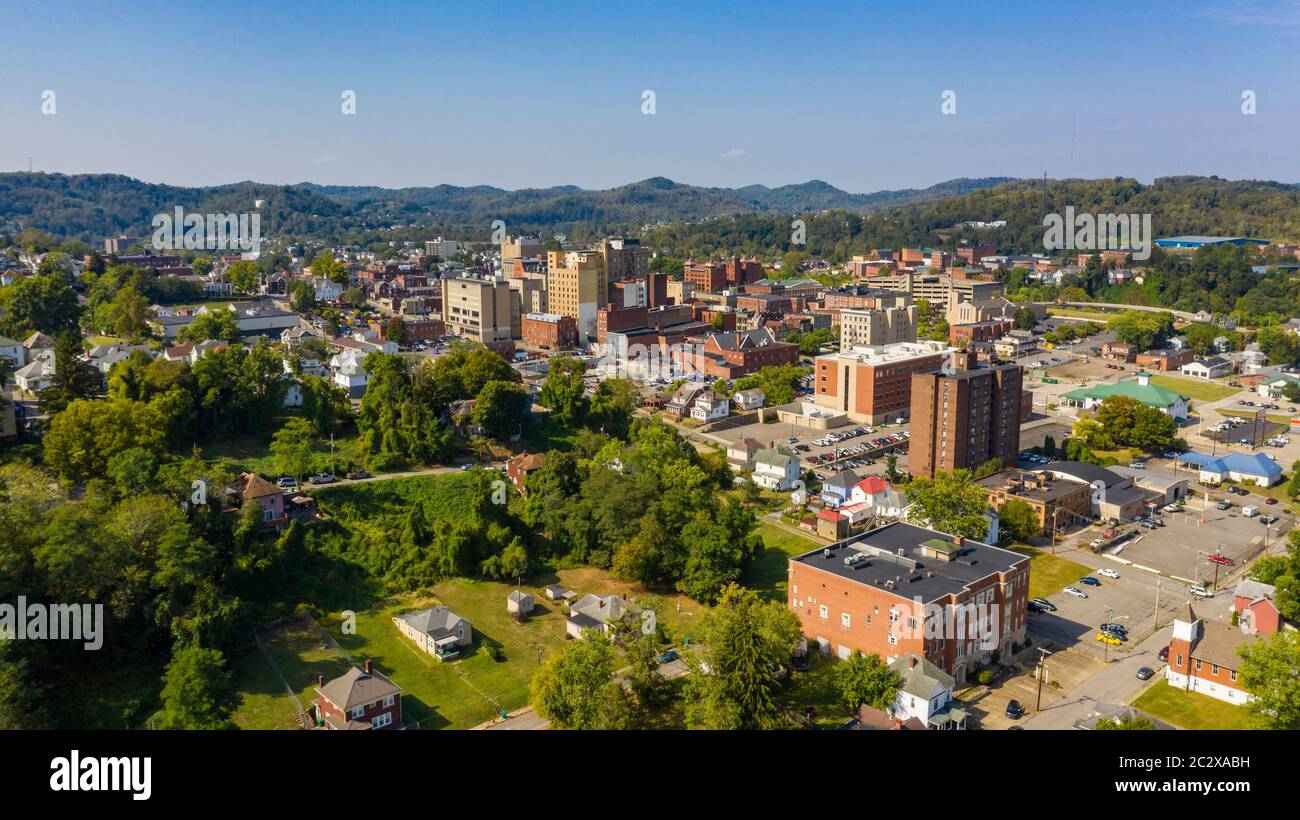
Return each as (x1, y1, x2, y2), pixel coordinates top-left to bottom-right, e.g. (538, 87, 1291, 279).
(818, 341, 953, 366)
(791, 521, 1027, 603)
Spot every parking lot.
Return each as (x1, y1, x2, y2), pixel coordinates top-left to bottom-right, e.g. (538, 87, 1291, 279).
(1098, 496, 1291, 584)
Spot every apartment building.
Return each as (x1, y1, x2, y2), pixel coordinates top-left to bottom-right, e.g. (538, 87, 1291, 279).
(500, 235, 543, 263)
(788, 522, 1030, 684)
(909, 356, 1024, 479)
(863, 272, 1007, 311)
(521, 312, 577, 350)
(813, 340, 952, 425)
(839, 305, 918, 350)
(599, 238, 651, 289)
(673, 327, 800, 379)
(546, 249, 607, 344)
(441, 272, 521, 345)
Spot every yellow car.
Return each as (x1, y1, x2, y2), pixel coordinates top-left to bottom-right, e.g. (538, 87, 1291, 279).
(1096, 632, 1122, 646)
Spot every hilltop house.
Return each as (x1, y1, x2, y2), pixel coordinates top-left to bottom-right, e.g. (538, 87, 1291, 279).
(314, 660, 402, 730)
(392, 606, 474, 661)
(565, 593, 637, 639)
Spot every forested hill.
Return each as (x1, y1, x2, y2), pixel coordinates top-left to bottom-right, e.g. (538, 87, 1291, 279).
(0, 172, 1010, 242)
(639, 176, 1300, 261)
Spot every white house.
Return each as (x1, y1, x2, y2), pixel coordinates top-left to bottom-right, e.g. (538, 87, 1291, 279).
(13, 350, 54, 393)
(689, 390, 729, 422)
(751, 446, 801, 491)
(330, 348, 369, 397)
(1257, 374, 1300, 399)
(725, 437, 765, 471)
(887, 653, 964, 729)
(392, 606, 473, 661)
(282, 377, 303, 408)
(313, 276, 345, 302)
(1179, 357, 1233, 380)
(732, 387, 765, 411)
(565, 594, 636, 639)
(0, 336, 26, 368)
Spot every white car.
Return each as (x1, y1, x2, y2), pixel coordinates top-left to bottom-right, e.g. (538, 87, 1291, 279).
(1189, 585, 1214, 598)
(1064, 587, 1089, 599)
(1097, 568, 1120, 579)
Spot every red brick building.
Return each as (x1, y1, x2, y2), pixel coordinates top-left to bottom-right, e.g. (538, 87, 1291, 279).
(314, 660, 402, 730)
(673, 328, 799, 379)
(909, 357, 1023, 479)
(813, 341, 951, 425)
(950, 318, 1015, 347)
(1135, 348, 1194, 372)
(788, 522, 1030, 684)
(521, 312, 578, 350)
(684, 261, 727, 293)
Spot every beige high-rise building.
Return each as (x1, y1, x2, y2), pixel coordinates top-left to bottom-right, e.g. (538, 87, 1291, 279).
(501, 235, 543, 262)
(442, 273, 520, 345)
(666, 278, 694, 305)
(599, 238, 651, 295)
(838, 305, 918, 351)
(546, 250, 607, 344)
(509, 274, 548, 314)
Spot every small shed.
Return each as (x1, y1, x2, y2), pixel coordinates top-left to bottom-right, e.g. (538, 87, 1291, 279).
(544, 584, 576, 602)
(507, 589, 535, 617)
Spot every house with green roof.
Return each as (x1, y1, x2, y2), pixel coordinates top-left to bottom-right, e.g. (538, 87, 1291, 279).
(1062, 372, 1190, 420)
(1256, 373, 1300, 400)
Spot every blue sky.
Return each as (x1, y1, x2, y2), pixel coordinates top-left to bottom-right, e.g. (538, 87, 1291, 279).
(2, 0, 1299, 191)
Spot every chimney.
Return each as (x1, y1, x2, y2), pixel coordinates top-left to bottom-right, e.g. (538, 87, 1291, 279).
(954, 535, 964, 546)
(318, 674, 325, 688)
(363, 659, 373, 675)
(909, 656, 919, 670)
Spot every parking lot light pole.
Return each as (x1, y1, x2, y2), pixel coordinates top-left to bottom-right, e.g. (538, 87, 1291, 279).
(1035, 647, 1051, 712)
(1102, 605, 1114, 663)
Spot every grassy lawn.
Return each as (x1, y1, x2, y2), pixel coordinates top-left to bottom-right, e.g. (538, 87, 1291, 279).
(519, 413, 586, 452)
(1150, 375, 1238, 403)
(745, 521, 822, 602)
(83, 334, 130, 349)
(231, 615, 354, 730)
(1132, 682, 1250, 730)
(1009, 545, 1091, 600)
(775, 652, 846, 728)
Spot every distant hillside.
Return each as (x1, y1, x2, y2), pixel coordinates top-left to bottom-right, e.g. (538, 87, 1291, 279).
(0, 172, 1012, 242)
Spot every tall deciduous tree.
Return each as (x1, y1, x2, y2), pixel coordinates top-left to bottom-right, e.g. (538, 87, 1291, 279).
(530, 632, 635, 729)
(834, 650, 902, 713)
(157, 644, 239, 730)
(904, 469, 990, 540)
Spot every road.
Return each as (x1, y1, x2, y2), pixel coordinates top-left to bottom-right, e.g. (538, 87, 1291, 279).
(1021, 628, 1168, 729)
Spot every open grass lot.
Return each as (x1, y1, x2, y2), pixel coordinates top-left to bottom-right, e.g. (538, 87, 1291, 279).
(1149, 375, 1239, 403)
(1132, 682, 1250, 730)
(312, 471, 485, 525)
(745, 521, 822, 602)
(191, 428, 360, 477)
(774, 653, 847, 728)
(1010, 545, 1091, 600)
(231, 615, 354, 730)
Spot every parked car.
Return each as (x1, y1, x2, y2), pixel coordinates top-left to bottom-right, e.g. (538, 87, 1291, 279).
(276, 476, 297, 489)
(345, 470, 371, 480)
(1027, 600, 1044, 613)
(1030, 597, 1057, 612)
(1064, 587, 1089, 599)
(1260, 515, 1280, 525)
(1136, 667, 1155, 681)
(1096, 632, 1122, 646)
(1207, 553, 1233, 566)
(1005, 699, 1024, 719)
(1227, 486, 1248, 496)
(1158, 645, 1170, 662)
(1189, 585, 1213, 598)
(308, 473, 337, 484)
(1090, 538, 1106, 549)
(657, 649, 680, 664)
(1265, 497, 1278, 505)
(1097, 568, 1120, 579)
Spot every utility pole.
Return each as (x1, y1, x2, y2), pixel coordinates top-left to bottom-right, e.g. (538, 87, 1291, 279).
(1153, 578, 1161, 631)
(1102, 605, 1113, 664)
(1035, 646, 1051, 711)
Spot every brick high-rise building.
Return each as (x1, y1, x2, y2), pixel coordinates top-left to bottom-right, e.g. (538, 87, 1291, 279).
(909, 355, 1023, 479)
(813, 340, 952, 425)
(546, 249, 607, 344)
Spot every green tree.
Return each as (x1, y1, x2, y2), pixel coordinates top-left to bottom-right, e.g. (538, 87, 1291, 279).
(289, 280, 317, 313)
(530, 632, 635, 729)
(385, 315, 407, 345)
(683, 583, 801, 729)
(472, 379, 528, 439)
(270, 418, 316, 484)
(105, 284, 152, 338)
(43, 398, 167, 480)
(538, 355, 588, 424)
(310, 250, 348, 284)
(999, 498, 1041, 542)
(0, 273, 82, 337)
(1238, 628, 1300, 729)
(1094, 715, 1157, 730)
(225, 260, 259, 293)
(179, 309, 241, 344)
(157, 644, 239, 730)
(904, 469, 990, 540)
(834, 650, 902, 712)
(38, 331, 101, 415)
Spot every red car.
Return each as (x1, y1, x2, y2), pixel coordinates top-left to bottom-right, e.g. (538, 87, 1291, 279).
(1158, 645, 1169, 663)
(1266, 498, 1278, 505)
(1207, 553, 1234, 566)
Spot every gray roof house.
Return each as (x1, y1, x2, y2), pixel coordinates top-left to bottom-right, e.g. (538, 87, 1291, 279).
(507, 589, 535, 616)
(888, 652, 965, 730)
(566, 593, 636, 639)
(392, 606, 473, 660)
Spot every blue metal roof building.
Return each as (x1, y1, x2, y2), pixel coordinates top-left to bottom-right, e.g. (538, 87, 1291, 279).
(1155, 236, 1271, 249)
(1176, 452, 1283, 486)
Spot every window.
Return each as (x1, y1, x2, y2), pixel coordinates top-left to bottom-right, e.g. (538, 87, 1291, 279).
(1230, 670, 1237, 682)
(1176, 654, 1183, 667)
(819, 605, 828, 620)
(371, 712, 392, 729)
(350, 707, 364, 719)
(1211, 664, 1219, 675)
(841, 612, 851, 628)
(382, 695, 395, 708)
(888, 633, 898, 646)
(1194, 659, 1202, 671)
(888, 608, 899, 623)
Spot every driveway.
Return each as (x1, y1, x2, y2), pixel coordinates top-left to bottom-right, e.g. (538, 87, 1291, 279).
(1020, 628, 1169, 729)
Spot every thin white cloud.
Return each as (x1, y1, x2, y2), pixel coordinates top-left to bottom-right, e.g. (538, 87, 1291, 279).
(720, 148, 746, 158)
(1205, 0, 1300, 28)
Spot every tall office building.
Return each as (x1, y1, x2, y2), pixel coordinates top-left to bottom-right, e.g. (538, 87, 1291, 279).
(441, 272, 521, 346)
(546, 249, 607, 344)
(909, 353, 1023, 479)
(838, 305, 918, 350)
(501, 235, 543, 263)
